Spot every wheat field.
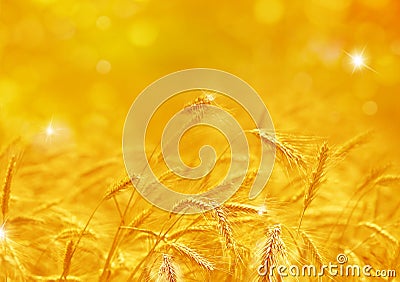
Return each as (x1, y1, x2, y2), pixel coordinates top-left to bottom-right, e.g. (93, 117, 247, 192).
(1, 0, 400, 281)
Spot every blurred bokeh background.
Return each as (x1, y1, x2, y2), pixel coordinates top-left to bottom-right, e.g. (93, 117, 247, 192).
(1, 0, 399, 155)
(1, 1, 400, 280)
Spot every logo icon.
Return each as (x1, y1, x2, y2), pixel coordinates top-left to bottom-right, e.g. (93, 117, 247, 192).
(123, 68, 275, 213)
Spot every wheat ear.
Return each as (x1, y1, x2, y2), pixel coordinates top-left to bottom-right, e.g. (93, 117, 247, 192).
(103, 176, 133, 200)
(331, 165, 391, 241)
(1, 155, 16, 223)
(253, 130, 307, 170)
(169, 242, 214, 271)
(299, 143, 329, 230)
(359, 222, 399, 246)
(61, 240, 74, 280)
(374, 175, 400, 187)
(158, 254, 177, 282)
(333, 131, 371, 160)
(173, 198, 235, 249)
(171, 197, 213, 214)
(224, 202, 263, 214)
(124, 208, 152, 238)
(56, 228, 97, 240)
(259, 224, 287, 281)
(213, 206, 235, 249)
(299, 230, 324, 266)
(168, 225, 215, 240)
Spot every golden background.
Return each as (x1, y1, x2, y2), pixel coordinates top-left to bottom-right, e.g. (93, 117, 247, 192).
(0, 0, 399, 281)
(2, 0, 400, 149)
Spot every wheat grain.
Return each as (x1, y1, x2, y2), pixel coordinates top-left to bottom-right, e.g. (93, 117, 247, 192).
(158, 254, 177, 282)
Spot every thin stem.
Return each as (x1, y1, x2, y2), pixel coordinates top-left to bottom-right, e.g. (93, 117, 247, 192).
(99, 188, 136, 281)
(113, 197, 124, 223)
(100, 142, 160, 281)
(127, 212, 187, 281)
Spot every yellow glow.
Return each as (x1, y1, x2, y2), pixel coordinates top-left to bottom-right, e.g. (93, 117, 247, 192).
(0, 226, 5, 240)
(362, 100, 378, 116)
(96, 60, 112, 74)
(205, 94, 215, 102)
(254, 0, 284, 24)
(46, 122, 54, 136)
(44, 120, 63, 142)
(128, 21, 158, 47)
(352, 54, 364, 68)
(258, 205, 267, 215)
(345, 49, 376, 73)
(96, 16, 111, 30)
